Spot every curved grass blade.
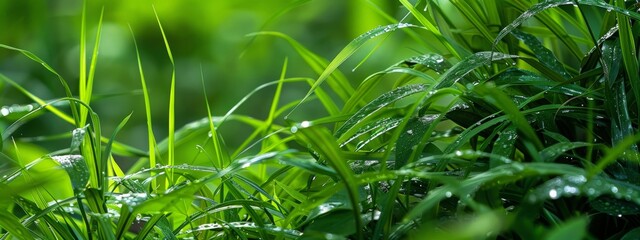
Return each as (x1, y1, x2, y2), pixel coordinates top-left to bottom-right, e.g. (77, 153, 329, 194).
(0, 73, 74, 124)
(527, 174, 640, 215)
(472, 83, 544, 150)
(342, 67, 437, 116)
(335, 84, 429, 138)
(289, 23, 419, 117)
(399, 0, 464, 59)
(403, 162, 586, 223)
(134, 213, 167, 240)
(494, 0, 640, 53)
(0, 209, 33, 240)
(539, 142, 592, 163)
(101, 113, 132, 193)
(510, 29, 571, 79)
(129, 25, 159, 185)
(435, 51, 518, 89)
(0, 45, 78, 125)
(292, 124, 363, 239)
(621, 227, 640, 240)
(247, 32, 353, 106)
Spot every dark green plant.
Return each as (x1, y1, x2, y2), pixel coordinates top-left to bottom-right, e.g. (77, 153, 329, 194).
(1, 0, 640, 239)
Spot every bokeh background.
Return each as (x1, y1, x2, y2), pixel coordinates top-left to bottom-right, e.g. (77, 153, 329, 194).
(0, 0, 420, 153)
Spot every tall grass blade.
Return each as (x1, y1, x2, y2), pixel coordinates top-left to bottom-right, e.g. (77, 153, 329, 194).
(153, 6, 177, 183)
(80, 7, 104, 126)
(129, 26, 159, 185)
(201, 66, 226, 168)
(290, 23, 418, 117)
(292, 124, 363, 239)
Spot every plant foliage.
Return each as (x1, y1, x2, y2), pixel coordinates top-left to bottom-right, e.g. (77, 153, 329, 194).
(1, 0, 640, 239)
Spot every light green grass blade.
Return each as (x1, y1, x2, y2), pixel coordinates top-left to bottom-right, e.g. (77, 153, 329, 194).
(0, 209, 33, 240)
(129, 25, 159, 185)
(153, 6, 176, 184)
(80, 7, 104, 126)
(201, 66, 226, 169)
(0, 72, 74, 124)
(288, 23, 419, 117)
(400, 0, 463, 58)
(101, 113, 131, 193)
(263, 58, 287, 151)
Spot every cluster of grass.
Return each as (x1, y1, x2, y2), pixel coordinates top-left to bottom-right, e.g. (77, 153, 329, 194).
(2, 0, 640, 239)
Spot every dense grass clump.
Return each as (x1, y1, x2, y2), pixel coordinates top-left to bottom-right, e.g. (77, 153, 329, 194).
(2, 0, 640, 239)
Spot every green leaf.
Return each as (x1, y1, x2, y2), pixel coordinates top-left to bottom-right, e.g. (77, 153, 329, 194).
(491, 124, 517, 168)
(621, 227, 640, 240)
(336, 84, 429, 138)
(527, 174, 640, 214)
(153, 6, 177, 184)
(292, 22, 419, 115)
(303, 210, 355, 237)
(0, 209, 34, 240)
(50, 154, 89, 194)
(510, 29, 571, 79)
(472, 82, 544, 150)
(545, 217, 588, 240)
(293, 124, 363, 239)
(539, 142, 592, 163)
(395, 114, 439, 168)
(435, 51, 518, 89)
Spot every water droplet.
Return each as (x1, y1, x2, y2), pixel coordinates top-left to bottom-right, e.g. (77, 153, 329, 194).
(0, 107, 9, 116)
(549, 189, 559, 199)
(611, 186, 619, 194)
(445, 191, 452, 198)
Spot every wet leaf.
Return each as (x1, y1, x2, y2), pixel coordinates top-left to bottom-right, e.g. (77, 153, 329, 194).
(510, 29, 571, 79)
(336, 84, 428, 138)
(50, 154, 89, 194)
(539, 142, 592, 162)
(494, 0, 640, 50)
(181, 222, 302, 239)
(591, 196, 640, 216)
(395, 114, 439, 168)
(339, 117, 401, 146)
(402, 53, 451, 73)
(70, 125, 89, 153)
(491, 125, 517, 168)
(527, 174, 640, 215)
(435, 52, 518, 89)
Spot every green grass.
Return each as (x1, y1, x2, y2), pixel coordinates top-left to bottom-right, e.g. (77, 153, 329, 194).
(2, 0, 640, 239)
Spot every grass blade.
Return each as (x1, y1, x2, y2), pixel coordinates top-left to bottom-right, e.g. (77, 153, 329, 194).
(152, 6, 177, 184)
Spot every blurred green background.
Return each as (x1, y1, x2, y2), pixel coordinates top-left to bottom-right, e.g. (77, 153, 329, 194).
(0, 0, 421, 152)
